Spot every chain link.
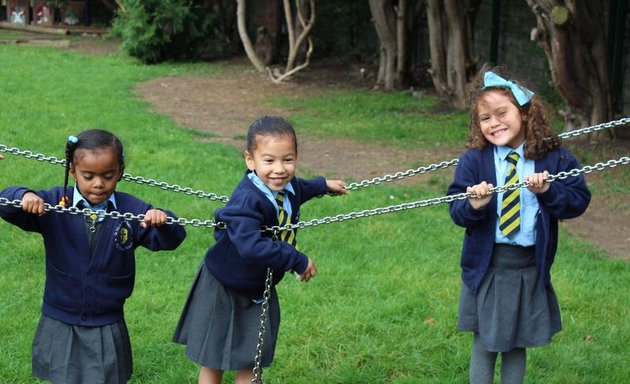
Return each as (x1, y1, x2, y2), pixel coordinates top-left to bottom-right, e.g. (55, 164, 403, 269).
(2, 117, 627, 199)
(261, 156, 630, 233)
(0, 144, 230, 203)
(0, 198, 225, 229)
(345, 117, 629, 190)
(251, 267, 273, 384)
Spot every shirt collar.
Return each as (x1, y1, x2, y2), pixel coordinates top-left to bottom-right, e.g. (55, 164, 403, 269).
(247, 171, 296, 197)
(496, 142, 525, 161)
(71, 187, 117, 210)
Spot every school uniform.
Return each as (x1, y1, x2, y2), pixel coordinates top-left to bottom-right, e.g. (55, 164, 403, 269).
(0, 185, 187, 384)
(173, 170, 327, 370)
(447, 144, 590, 352)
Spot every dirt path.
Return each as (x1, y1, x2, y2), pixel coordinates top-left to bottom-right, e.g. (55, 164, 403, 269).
(133, 61, 629, 260)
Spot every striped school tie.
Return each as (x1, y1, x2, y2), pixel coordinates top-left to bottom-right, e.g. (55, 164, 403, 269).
(275, 192, 297, 246)
(499, 152, 520, 237)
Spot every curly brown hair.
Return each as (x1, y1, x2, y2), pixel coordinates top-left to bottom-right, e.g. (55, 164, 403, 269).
(465, 65, 560, 160)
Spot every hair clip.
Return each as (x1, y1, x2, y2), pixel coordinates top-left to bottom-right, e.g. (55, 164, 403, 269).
(483, 71, 534, 106)
(68, 135, 78, 144)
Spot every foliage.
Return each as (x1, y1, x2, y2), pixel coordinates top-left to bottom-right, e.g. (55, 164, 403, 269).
(312, 1, 377, 63)
(0, 45, 628, 383)
(112, 0, 218, 64)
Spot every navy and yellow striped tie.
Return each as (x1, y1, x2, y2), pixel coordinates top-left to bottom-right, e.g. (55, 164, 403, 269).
(499, 152, 520, 237)
(276, 192, 297, 246)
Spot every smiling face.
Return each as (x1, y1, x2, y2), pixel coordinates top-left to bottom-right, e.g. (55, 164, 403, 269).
(244, 134, 297, 192)
(477, 90, 526, 149)
(70, 147, 123, 205)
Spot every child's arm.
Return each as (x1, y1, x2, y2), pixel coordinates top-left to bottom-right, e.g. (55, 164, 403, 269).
(137, 207, 187, 251)
(326, 179, 347, 196)
(526, 150, 591, 219)
(466, 181, 494, 210)
(141, 208, 168, 228)
(300, 257, 317, 282)
(21, 191, 46, 216)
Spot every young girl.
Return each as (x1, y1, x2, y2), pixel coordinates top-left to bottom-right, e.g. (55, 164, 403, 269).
(173, 116, 347, 384)
(0, 129, 187, 384)
(447, 66, 591, 383)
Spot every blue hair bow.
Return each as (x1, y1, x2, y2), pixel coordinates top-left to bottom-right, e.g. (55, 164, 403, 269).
(68, 135, 78, 144)
(483, 71, 534, 106)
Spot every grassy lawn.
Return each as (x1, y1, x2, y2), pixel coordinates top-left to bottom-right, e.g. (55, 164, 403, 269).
(0, 43, 628, 383)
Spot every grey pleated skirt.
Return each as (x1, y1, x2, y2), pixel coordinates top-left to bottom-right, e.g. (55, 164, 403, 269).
(458, 244, 562, 352)
(32, 315, 132, 384)
(173, 263, 280, 370)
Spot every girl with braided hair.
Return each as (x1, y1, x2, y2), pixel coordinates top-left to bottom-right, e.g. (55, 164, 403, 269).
(0, 129, 186, 383)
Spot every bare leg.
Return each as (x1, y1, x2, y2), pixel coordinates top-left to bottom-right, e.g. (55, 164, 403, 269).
(235, 369, 255, 384)
(199, 366, 223, 384)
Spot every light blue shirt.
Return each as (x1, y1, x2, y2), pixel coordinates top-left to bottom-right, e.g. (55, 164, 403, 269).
(493, 143, 537, 246)
(72, 187, 117, 222)
(247, 172, 295, 218)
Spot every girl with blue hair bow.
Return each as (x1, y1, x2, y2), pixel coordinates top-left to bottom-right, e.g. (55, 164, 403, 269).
(447, 65, 591, 383)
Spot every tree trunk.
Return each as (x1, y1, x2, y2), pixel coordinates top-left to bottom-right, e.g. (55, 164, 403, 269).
(426, 0, 479, 110)
(396, 0, 407, 87)
(525, 1, 613, 137)
(369, 0, 398, 91)
(236, 0, 266, 72)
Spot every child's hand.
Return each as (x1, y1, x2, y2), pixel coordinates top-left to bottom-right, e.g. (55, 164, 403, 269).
(326, 179, 347, 196)
(141, 209, 167, 228)
(22, 192, 45, 216)
(0, 154, 4, 160)
(526, 171, 550, 194)
(467, 181, 493, 210)
(299, 258, 317, 282)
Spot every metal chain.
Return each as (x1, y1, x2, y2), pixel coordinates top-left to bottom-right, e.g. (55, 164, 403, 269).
(262, 156, 630, 233)
(346, 159, 458, 190)
(346, 117, 630, 190)
(0, 144, 230, 203)
(251, 267, 274, 384)
(1, 156, 627, 231)
(0, 198, 225, 229)
(2, 117, 627, 199)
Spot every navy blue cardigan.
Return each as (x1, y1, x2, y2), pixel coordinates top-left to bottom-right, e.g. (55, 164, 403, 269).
(205, 171, 328, 300)
(447, 145, 591, 295)
(0, 186, 187, 326)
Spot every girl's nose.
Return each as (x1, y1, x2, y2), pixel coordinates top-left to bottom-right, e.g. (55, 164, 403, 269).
(93, 177, 105, 188)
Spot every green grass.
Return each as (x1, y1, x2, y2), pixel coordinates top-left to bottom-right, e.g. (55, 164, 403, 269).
(0, 43, 628, 383)
(273, 90, 469, 148)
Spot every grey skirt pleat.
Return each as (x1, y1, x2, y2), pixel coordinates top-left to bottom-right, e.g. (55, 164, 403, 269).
(458, 244, 562, 352)
(173, 263, 280, 370)
(32, 315, 132, 384)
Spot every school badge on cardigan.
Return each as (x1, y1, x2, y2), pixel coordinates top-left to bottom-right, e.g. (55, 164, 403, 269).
(114, 221, 133, 251)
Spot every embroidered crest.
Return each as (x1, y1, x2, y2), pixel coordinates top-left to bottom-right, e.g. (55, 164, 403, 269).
(114, 221, 133, 251)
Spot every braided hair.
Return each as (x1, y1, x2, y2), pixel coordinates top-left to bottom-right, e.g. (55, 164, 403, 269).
(59, 129, 125, 206)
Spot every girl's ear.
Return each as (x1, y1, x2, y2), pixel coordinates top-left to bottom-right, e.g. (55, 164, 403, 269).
(69, 163, 76, 180)
(244, 150, 255, 171)
(118, 165, 125, 181)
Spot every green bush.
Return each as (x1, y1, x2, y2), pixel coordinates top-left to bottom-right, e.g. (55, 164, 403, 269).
(112, 0, 218, 64)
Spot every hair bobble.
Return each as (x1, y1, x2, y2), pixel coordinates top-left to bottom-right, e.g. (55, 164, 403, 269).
(68, 135, 78, 144)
